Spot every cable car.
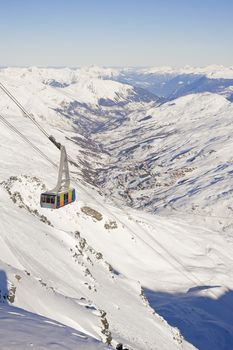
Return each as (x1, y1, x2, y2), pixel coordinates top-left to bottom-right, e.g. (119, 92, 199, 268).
(40, 145, 76, 209)
(40, 189, 76, 209)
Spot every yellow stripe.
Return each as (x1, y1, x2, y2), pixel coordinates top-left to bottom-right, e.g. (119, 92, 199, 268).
(60, 193, 64, 206)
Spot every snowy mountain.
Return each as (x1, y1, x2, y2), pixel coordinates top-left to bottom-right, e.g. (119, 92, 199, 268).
(96, 93, 233, 215)
(0, 66, 233, 350)
(112, 66, 233, 99)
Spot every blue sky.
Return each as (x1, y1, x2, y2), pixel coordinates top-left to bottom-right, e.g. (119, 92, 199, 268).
(0, 0, 232, 67)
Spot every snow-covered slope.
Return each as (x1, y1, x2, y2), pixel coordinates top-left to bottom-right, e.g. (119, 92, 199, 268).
(96, 92, 233, 222)
(0, 71, 191, 349)
(0, 304, 107, 350)
(1, 67, 233, 350)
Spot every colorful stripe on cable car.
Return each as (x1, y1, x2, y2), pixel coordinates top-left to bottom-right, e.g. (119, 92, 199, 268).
(40, 188, 76, 209)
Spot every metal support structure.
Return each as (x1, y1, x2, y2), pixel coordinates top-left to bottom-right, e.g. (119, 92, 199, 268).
(50, 145, 70, 193)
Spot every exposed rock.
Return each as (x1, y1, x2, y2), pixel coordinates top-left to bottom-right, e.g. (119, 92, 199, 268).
(104, 220, 118, 230)
(81, 206, 103, 221)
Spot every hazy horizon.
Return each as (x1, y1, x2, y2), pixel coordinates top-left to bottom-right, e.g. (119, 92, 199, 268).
(0, 64, 232, 69)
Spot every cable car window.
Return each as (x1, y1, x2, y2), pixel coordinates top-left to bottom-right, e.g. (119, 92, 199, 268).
(51, 197, 55, 204)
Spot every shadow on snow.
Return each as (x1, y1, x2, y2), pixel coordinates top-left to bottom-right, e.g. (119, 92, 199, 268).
(0, 270, 107, 349)
(0, 270, 8, 303)
(144, 285, 233, 350)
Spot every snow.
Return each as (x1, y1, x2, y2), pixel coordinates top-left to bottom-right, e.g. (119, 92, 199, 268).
(141, 65, 233, 79)
(62, 78, 134, 105)
(0, 66, 233, 349)
(0, 304, 108, 349)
